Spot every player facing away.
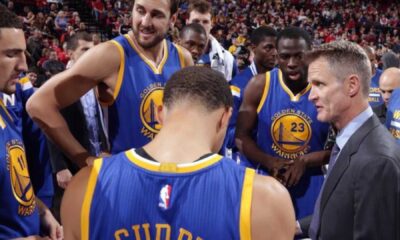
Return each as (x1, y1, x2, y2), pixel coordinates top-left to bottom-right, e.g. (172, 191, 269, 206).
(61, 66, 295, 240)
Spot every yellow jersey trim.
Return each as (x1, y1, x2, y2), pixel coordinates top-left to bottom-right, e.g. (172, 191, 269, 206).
(0, 99, 13, 121)
(257, 72, 271, 113)
(126, 150, 223, 173)
(240, 168, 255, 240)
(230, 85, 241, 98)
(81, 158, 103, 240)
(18, 76, 30, 84)
(173, 43, 186, 68)
(98, 40, 126, 106)
(278, 70, 311, 102)
(124, 34, 168, 74)
(0, 115, 5, 129)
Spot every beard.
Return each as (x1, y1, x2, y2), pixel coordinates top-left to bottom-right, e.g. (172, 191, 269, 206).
(133, 26, 167, 49)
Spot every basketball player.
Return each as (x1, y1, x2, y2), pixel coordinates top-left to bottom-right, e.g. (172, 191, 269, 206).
(1, 73, 54, 209)
(61, 66, 295, 240)
(226, 26, 277, 165)
(386, 88, 400, 144)
(236, 27, 331, 220)
(0, 4, 62, 239)
(27, 0, 193, 166)
(177, 23, 207, 63)
(363, 46, 383, 107)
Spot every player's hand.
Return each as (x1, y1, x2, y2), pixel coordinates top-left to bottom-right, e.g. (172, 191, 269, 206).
(282, 155, 307, 187)
(56, 169, 72, 189)
(265, 157, 293, 182)
(40, 209, 63, 240)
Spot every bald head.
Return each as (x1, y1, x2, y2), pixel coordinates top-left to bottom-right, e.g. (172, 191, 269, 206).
(379, 67, 400, 106)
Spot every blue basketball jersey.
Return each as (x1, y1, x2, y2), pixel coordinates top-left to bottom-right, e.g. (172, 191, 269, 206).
(1, 78, 54, 207)
(83, 150, 255, 240)
(0, 99, 40, 238)
(256, 68, 329, 219)
(368, 68, 383, 107)
(386, 89, 400, 144)
(103, 35, 186, 154)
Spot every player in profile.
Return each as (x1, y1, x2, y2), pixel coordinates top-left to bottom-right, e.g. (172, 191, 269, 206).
(61, 66, 295, 240)
(236, 27, 331, 220)
(0, 3, 62, 239)
(27, 0, 193, 167)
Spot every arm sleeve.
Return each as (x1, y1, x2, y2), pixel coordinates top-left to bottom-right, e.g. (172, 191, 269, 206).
(353, 157, 400, 240)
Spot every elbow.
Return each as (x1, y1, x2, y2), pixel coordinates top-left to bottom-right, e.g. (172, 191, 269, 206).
(26, 94, 43, 121)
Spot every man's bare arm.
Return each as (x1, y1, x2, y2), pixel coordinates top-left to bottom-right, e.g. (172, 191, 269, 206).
(27, 42, 120, 166)
(252, 174, 296, 240)
(235, 74, 292, 173)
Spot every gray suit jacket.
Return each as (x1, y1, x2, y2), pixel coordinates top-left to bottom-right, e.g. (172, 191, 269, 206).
(301, 115, 400, 240)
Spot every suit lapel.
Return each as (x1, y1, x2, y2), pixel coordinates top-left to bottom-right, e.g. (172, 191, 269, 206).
(319, 116, 381, 215)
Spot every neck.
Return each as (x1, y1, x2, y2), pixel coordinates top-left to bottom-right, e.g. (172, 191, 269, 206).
(334, 100, 369, 131)
(283, 76, 308, 95)
(144, 108, 217, 164)
(254, 61, 268, 74)
(129, 32, 165, 65)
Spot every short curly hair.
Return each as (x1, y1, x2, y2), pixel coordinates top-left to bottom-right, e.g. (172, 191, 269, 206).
(163, 66, 232, 111)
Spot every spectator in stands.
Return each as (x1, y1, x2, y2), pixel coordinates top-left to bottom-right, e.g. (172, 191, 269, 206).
(55, 10, 68, 32)
(27, 28, 43, 64)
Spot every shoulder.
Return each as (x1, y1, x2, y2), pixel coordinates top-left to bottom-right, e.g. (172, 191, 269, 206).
(251, 174, 295, 240)
(173, 42, 194, 67)
(61, 165, 93, 240)
(353, 123, 400, 168)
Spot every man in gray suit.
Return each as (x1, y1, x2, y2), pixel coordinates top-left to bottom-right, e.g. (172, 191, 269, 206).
(299, 40, 400, 239)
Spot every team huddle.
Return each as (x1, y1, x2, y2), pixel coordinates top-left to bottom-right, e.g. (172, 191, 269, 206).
(1, 0, 400, 240)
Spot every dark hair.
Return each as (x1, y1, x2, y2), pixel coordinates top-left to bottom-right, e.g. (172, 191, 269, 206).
(133, 0, 180, 15)
(381, 51, 400, 70)
(0, 3, 23, 37)
(250, 26, 277, 46)
(163, 66, 232, 111)
(277, 26, 312, 49)
(188, 0, 211, 15)
(179, 23, 206, 39)
(66, 32, 92, 51)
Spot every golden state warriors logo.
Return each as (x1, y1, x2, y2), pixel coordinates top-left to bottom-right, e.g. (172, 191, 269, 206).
(6, 140, 36, 216)
(271, 109, 312, 159)
(140, 84, 164, 139)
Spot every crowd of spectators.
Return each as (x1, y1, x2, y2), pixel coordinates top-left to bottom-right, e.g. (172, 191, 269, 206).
(0, 0, 97, 86)
(87, 0, 400, 70)
(3, 0, 400, 76)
